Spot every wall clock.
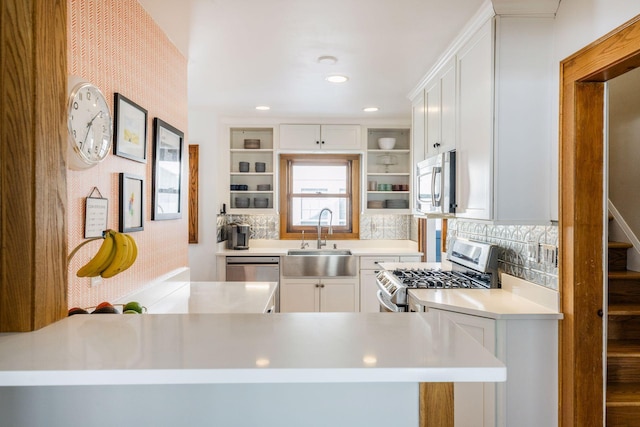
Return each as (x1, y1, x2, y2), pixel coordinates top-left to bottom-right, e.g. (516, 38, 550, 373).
(67, 76, 113, 170)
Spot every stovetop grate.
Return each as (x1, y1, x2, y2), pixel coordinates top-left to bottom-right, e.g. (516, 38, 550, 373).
(391, 268, 491, 289)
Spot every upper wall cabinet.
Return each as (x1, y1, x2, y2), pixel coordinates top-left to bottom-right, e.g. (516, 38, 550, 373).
(425, 57, 456, 159)
(456, 15, 554, 223)
(279, 124, 362, 151)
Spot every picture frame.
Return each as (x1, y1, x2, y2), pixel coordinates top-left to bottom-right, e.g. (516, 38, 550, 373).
(152, 118, 184, 220)
(84, 196, 109, 238)
(119, 173, 144, 232)
(113, 93, 147, 163)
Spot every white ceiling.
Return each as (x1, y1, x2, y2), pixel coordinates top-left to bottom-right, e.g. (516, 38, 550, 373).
(139, 0, 487, 120)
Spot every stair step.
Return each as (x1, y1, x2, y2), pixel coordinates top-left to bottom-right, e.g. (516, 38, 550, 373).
(609, 242, 633, 272)
(608, 356, 640, 383)
(609, 305, 640, 316)
(609, 242, 634, 250)
(607, 383, 640, 406)
(609, 340, 640, 357)
(607, 383, 640, 426)
(609, 270, 640, 280)
(609, 315, 640, 340)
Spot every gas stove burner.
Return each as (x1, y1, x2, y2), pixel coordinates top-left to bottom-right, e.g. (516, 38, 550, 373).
(389, 268, 485, 289)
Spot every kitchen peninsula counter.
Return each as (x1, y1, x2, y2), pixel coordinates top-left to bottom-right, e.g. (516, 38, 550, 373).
(0, 312, 504, 387)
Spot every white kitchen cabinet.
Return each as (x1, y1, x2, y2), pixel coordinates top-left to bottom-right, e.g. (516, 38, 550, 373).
(364, 128, 412, 213)
(433, 308, 496, 427)
(279, 124, 362, 151)
(280, 277, 359, 313)
(455, 15, 554, 223)
(425, 57, 456, 158)
(410, 299, 560, 427)
(411, 91, 426, 165)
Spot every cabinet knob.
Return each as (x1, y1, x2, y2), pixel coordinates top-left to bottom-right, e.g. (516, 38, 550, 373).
(320, 283, 325, 288)
(321, 141, 325, 144)
(597, 309, 604, 317)
(433, 142, 441, 148)
(316, 141, 320, 144)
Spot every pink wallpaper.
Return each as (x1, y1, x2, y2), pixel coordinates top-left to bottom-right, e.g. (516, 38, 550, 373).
(67, 0, 188, 308)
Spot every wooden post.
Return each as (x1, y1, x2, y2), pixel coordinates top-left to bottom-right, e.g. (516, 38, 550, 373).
(0, 0, 68, 331)
(420, 382, 454, 427)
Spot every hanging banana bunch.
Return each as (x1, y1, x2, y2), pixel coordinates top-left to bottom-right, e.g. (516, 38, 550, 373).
(71, 229, 138, 279)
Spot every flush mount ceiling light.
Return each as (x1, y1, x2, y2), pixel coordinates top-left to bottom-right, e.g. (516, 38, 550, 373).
(363, 107, 379, 112)
(255, 105, 270, 111)
(317, 55, 338, 65)
(325, 74, 349, 83)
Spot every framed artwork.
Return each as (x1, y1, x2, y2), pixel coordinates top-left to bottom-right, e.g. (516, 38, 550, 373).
(152, 118, 184, 220)
(119, 173, 144, 232)
(84, 196, 108, 238)
(113, 93, 147, 163)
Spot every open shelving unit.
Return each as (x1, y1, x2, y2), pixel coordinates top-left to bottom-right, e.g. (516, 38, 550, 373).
(365, 128, 412, 213)
(229, 127, 276, 212)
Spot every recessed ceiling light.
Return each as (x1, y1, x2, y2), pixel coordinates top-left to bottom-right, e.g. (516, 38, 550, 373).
(318, 55, 338, 65)
(255, 105, 270, 111)
(363, 107, 379, 112)
(326, 75, 348, 83)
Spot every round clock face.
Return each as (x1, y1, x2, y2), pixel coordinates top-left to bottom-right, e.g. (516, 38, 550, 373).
(67, 79, 113, 169)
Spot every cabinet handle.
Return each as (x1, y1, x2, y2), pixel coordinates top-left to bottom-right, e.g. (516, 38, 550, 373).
(433, 142, 441, 148)
(597, 309, 604, 317)
(315, 283, 320, 288)
(316, 141, 320, 144)
(321, 141, 325, 144)
(321, 283, 325, 288)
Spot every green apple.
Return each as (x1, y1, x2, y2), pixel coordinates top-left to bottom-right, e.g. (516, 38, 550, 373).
(123, 301, 143, 313)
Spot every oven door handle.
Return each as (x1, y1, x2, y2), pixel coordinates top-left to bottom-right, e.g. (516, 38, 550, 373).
(375, 278, 393, 298)
(377, 290, 399, 312)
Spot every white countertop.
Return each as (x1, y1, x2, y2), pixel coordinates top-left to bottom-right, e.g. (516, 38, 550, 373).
(0, 312, 505, 386)
(409, 274, 563, 320)
(114, 281, 278, 314)
(216, 239, 422, 257)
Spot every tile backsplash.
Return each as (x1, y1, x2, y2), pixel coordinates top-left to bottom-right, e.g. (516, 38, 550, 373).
(218, 214, 417, 241)
(217, 214, 558, 290)
(447, 219, 559, 290)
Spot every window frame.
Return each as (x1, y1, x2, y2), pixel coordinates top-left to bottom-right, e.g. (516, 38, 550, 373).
(279, 153, 360, 240)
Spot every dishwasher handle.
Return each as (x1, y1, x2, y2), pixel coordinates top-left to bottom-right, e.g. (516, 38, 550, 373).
(226, 256, 280, 265)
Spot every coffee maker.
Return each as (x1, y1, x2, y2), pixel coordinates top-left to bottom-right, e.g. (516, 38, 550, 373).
(226, 223, 250, 250)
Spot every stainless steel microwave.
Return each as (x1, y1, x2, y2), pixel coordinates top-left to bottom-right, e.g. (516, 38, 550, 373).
(416, 150, 456, 216)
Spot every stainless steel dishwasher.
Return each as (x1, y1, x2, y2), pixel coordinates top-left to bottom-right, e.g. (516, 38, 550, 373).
(225, 256, 280, 312)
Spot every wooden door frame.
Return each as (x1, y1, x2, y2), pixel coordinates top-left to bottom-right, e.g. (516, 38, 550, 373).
(560, 14, 640, 426)
(1, 0, 68, 331)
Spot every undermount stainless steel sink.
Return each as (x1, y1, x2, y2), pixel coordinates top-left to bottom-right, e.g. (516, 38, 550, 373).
(283, 249, 357, 277)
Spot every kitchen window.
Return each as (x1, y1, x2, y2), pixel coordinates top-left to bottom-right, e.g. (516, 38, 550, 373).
(279, 154, 360, 239)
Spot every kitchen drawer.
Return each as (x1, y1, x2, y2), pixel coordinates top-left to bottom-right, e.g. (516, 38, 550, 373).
(360, 256, 399, 270)
(399, 256, 421, 263)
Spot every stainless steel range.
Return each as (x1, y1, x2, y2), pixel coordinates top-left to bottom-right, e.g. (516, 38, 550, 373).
(376, 238, 500, 312)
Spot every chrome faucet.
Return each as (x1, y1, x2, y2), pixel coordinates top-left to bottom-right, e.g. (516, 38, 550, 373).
(317, 208, 333, 249)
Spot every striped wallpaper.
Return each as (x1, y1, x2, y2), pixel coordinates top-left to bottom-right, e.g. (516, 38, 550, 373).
(67, 0, 188, 308)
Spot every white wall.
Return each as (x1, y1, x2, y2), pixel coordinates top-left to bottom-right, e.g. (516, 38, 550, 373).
(548, 0, 640, 220)
(187, 107, 224, 280)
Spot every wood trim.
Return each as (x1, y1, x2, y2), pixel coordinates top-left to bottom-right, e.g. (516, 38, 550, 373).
(419, 382, 454, 427)
(188, 145, 199, 244)
(0, 0, 68, 331)
(560, 13, 640, 427)
(279, 154, 360, 240)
